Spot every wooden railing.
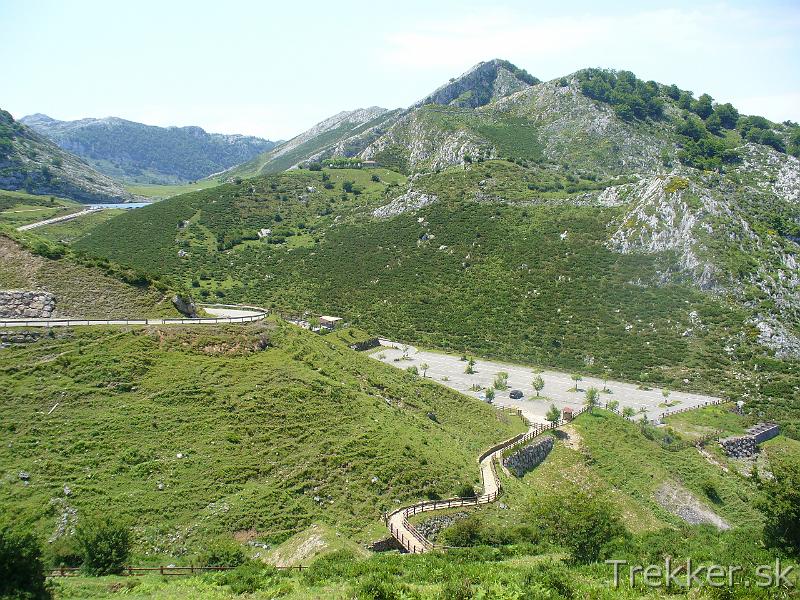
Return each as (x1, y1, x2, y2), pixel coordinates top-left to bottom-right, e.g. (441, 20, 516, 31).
(385, 405, 590, 553)
(46, 564, 306, 577)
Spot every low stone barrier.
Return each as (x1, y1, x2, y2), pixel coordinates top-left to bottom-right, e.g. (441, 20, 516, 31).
(0, 290, 56, 319)
(719, 422, 779, 458)
(502, 436, 554, 477)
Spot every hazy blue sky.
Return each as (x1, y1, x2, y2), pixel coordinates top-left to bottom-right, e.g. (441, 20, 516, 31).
(2, 0, 798, 139)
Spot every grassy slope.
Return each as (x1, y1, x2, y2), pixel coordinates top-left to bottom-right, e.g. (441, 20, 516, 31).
(33, 209, 127, 243)
(0, 189, 82, 227)
(0, 235, 177, 318)
(0, 319, 524, 556)
(125, 179, 221, 200)
(49, 411, 787, 599)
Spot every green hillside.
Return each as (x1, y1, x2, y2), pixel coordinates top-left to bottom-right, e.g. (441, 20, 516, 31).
(0, 319, 524, 555)
(0, 233, 180, 319)
(0, 109, 135, 203)
(74, 160, 800, 433)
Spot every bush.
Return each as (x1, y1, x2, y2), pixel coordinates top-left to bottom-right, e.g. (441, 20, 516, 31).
(457, 483, 477, 498)
(761, 454, 800, 555)
(198, 537, 246, 567)
(441, 517, 483, 547)
(356, 572, 405, 600)
(529, 486, 627, 563)
(219, 561, 278, 595)
(75, 515, 131, 575)
(0, 524, 51, 599)
(45, 535, 83, 568)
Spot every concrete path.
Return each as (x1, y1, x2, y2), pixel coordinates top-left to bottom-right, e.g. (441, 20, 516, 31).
(16, 208, 99, 231)
(372, 340, 721, 423)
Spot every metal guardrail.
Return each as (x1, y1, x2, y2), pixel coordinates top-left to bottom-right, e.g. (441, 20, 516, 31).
(0, 309, 269, 329)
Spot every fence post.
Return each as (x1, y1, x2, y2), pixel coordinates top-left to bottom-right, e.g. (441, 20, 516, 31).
(160, 565, 164, 575)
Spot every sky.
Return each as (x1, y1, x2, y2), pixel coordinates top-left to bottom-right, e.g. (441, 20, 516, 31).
(2, 0, 799, 140)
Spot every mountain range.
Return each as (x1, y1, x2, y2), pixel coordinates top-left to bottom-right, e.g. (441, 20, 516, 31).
(20, 113, 277, 184)
(0, 109, 136, 203)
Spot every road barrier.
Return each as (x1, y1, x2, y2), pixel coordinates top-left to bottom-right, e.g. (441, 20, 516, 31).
(0, 305, 268, 328)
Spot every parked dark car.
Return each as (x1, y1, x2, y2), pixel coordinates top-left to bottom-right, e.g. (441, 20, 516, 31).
(509, 389, 523, 399)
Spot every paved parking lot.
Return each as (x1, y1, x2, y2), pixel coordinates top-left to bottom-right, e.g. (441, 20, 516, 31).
(371, 341, 721, 424)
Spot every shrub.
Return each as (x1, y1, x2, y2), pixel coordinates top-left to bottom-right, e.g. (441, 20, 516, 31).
(0, 524, 51, 599)
(198, 537, 246, 567)
(529, 486, 627, 563)
(45, 535, 83, 568)
(457, 483, 477, 498)
(442, 517, 483, 547)
(219, 561, 278, 595)
(760, 454, 800, 555)
(356, 572, 405, 600)
(75, 515, 131, 575)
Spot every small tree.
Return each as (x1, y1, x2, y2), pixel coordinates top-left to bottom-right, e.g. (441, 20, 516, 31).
(75, 515, 131, 576)
(570, 373, 582, 392)
(465, 358, 476, 375)
(494, 371, 509, 390)
(485, 388, 495, 402)
(662, 389, 671, 403)
(420, 362, 430, 378)
(584, 387, 599, 413)
(622, 406, 636, 419)
(607, 400, 619, 412)
(546, 404, 561, 426)
(532, 375, 545, 397)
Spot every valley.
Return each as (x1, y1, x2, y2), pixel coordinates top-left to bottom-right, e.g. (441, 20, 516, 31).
(2, 45, 799, 599)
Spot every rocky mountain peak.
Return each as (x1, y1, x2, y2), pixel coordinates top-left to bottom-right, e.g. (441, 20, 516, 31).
(413, 58, 539, 109)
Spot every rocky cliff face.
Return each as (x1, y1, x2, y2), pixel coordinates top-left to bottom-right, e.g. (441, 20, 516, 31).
(412, 59, 536, 109)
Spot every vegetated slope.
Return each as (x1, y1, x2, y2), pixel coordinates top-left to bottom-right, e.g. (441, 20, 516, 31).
(225, 107, 394, 179)
(0, 109, 135, 203)
(0, 234, 179, 318)
(21, 114, 277, 184)
(0, 320, 524, 555)
(76, 64, 800, 432)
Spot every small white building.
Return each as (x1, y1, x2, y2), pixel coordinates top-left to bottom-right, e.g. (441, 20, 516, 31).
(319, 315, 343, 329)
(258, 228, 272, 239)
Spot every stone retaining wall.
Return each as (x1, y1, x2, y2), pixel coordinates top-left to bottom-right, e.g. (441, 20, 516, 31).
(719, 422, 780, 458)
(502, 436, 554, 477)
(0, 290, 56, 319)
(719, 436, 758, 458)
(349, 338, 381, 352)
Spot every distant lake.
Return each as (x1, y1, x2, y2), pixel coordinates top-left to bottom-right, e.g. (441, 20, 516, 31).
(89, 202, 151, 210)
